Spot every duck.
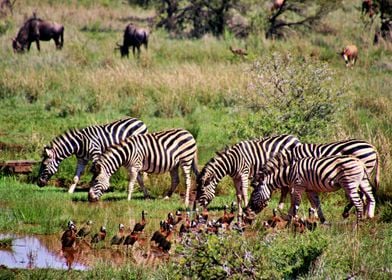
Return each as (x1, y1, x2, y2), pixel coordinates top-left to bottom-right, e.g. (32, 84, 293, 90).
(91, 226, 107, 244)
(77, 220, 93, 239)
(110, 223, 125, 246)
(61, 221, 77, 248)
(133, 210, 147, 233)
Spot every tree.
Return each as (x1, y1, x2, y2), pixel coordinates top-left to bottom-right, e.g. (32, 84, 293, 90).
(156, 0, 239, 38)
(265, 0, 342, 39)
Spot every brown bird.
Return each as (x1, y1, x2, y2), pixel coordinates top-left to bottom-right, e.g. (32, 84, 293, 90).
(201, 207, 209, 222)
(91, 226, 107, 244)
(133, 210, 147, 233)
(61, 221, 77, 249)
(123, 230, 139, 247)
(217, 202, 236, 226)
(230, 46, 248, 57)
(175, 210, 183, 225)
(179, 212, 191, 236)
(110, 223, 125, 245)
(264, 208, 288, 229)
(151, 222, 173, 252)
(167, 212, 175, 225)
(77, 220, 92, 239)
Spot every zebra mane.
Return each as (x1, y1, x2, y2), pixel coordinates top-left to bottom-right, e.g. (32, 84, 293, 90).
(49, 128, 82, 149)
(259, 149, 293, 177)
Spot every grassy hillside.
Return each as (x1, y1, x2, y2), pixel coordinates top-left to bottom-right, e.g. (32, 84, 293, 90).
(0, 0, 391, 278)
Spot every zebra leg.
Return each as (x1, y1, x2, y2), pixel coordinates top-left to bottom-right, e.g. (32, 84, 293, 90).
(234, 178, 244, 218)
(359, 179, 376, 218)
(136, 172, 150, 198)
(306, 191, 326, 224)
(278, 186, 290, 210)
(289, 186, 304, 219)
(345, 183, 364, 223)
(69, 160, 87, 193)
(165, 166, 180, 199)
(183, 165, 192, 207)
(241, 175, 249, 208)
(127, 167, 139, 201)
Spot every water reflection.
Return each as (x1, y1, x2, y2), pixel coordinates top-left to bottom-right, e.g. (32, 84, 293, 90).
(0, 234, 87, 270)
(0, 233, 170, 270)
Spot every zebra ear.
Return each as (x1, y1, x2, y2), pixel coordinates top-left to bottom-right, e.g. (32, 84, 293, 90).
(91, 162, 102, 175)
(43, 147, 53, 158)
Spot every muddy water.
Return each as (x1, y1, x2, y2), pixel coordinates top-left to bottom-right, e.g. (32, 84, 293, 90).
(0, 232, 171, 270)
(0, 234, 87, 270)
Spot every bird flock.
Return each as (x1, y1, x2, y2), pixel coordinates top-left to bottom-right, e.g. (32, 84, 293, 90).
(60, 201, 320, 266)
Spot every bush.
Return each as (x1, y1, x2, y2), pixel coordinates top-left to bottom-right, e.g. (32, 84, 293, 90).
(171, 231, 327, 279)
(228, 53, 347, 142)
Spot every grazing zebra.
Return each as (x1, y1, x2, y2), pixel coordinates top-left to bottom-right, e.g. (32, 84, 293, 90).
(88, 128, 199, 207)
(278, 139, 379, 217)
(249, 150, 376, 224)
(196, 134, 300, 216)
(38, 117, 148, 193)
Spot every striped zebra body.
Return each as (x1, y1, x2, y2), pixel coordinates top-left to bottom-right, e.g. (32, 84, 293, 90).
(278, 139, 379, 217)
(196, 134, 300, 215)
(88, 128, 198, 207)
(38, 117, 148, 193)
(249, 151, 376, 223)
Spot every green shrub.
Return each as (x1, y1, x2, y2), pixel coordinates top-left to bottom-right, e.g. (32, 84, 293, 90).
(228, 52, 347, 142)
(172, 231, 327, 279)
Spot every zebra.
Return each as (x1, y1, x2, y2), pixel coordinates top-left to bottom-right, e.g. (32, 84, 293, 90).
(248, 150, 376, 224)
(38, 117, 148, 193)
(88, 128, 199, 207)
(277, 139, 379, 217)
(196, 134, 301, 216)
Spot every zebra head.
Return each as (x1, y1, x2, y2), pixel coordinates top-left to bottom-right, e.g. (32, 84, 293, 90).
(37, 146, 60, 187)
(88, 162, 109, 202)
(248, 172, 271, 214)
(196, 169, 218, 207)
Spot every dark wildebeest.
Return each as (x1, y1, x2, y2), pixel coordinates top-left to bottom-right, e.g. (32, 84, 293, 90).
(12, 16, 64, 53)
(116, 23, 148, 58)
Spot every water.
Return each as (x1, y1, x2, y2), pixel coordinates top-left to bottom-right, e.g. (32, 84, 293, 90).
(0, 233, 88, 270)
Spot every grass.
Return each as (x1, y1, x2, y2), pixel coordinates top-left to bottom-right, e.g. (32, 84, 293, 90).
(0, 0, 391, 278)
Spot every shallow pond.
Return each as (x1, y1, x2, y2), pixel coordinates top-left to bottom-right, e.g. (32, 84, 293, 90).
(0, 233, 160, 270)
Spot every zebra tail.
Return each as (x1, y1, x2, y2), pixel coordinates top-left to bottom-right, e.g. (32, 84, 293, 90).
(192, 156, 199, 177)
(374, 154, 380, 194)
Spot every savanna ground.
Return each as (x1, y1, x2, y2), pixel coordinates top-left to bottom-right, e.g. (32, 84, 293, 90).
(0, 0, 392, 279)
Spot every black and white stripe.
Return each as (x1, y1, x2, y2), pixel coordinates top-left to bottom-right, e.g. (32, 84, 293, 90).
(277, 139, 379, 216)
(88, 128, 198, 207)
(249, 150, 376, 223)
(38, 117, 147, 193)
(196, 135, 300, 214)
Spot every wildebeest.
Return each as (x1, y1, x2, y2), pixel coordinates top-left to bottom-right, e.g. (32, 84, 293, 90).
(116, 23, 148, 58)
(12, 16, 64, 53)
(340, 45, 358, 67)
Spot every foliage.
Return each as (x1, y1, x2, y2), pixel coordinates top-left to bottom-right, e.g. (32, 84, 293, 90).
(156, 0, 241, 38)
(266, 0, 343, 39)
(0, 19, 12, 36)
(380, 201, 392, 223)
(228, 52, 346, 142)
(171, 231, 327, 279)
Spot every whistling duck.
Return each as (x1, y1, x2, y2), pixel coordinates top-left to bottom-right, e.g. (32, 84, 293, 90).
(91, 226, 107, 244)
(111, 223, 125, 245)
